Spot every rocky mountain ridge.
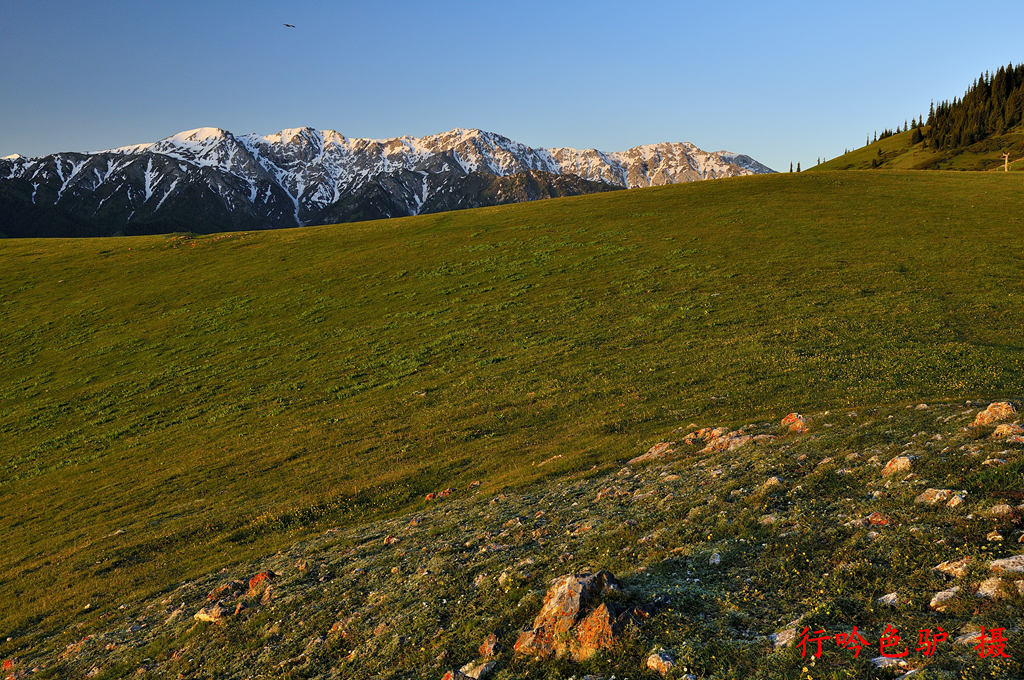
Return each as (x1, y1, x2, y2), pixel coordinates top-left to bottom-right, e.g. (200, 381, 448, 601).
(0, 127, 774, 237)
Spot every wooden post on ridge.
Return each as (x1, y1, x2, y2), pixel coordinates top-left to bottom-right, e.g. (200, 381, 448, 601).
(1003, 152, 1011, 172)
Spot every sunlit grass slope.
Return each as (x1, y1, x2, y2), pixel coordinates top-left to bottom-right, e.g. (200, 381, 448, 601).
(3, 170, 1024, 649)
(816, 124, 1024, 171)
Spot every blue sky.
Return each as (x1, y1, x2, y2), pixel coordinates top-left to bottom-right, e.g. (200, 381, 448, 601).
(2, 0, 1022, 171)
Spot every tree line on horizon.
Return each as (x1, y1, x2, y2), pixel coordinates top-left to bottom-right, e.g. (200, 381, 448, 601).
(865, 63, 1024, 152)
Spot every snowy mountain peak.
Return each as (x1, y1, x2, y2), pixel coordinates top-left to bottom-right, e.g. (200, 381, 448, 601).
(166, 127, 231, 143)
(1, 125, 774, 237)
(260, 126, 322, 146)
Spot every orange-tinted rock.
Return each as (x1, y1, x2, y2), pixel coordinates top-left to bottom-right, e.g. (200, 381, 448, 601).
(440, 671, 473, 680)
(595, 486, 626, 501)
(513, 571, 620, 659)
(247, 570, 276, 596)
(781, 413, 809, 433)
(206, 580, 245, 602)
(973, 402, 1017, 427)
(628, 441, 675, 465)
(683, 427, 727, 445)
(916, 488, 955, 504)
(934, 556, 972, 578)
(700, 432, 752, 453)
(865, 512, 890, 526)
(992, 423, 1024, 438)
(647, 650, 676, 676)
(479, 632, 499, 658)
(571, 602, 619, 661)
(881, 456, 912, 476)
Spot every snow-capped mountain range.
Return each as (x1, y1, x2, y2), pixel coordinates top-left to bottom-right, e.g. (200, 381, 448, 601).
(0, 127, 774, 237)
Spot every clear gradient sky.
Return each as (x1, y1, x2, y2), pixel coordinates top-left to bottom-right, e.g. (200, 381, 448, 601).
(2, 0, 1022, 171)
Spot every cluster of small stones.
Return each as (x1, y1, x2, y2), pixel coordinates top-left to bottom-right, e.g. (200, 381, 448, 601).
(10, 400, 1024, 679)
(193, 570, 278, 624)
(769, 401, 1024, 670)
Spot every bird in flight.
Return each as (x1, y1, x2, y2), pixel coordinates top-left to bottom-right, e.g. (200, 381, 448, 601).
(283, 23, 295, 28)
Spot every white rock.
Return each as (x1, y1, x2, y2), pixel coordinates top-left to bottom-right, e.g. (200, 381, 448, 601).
(194, 603, 229, 624)
(976, 576, 1011, 599)
(870, 656, 907, 669)
(990, 554, 1024, 573)
(771, 627, 799, 648)
(459, 660, 496, 680)
(877, 592, 898, 606)
(934, 557, 971, 578)
(929, 586, 960, 611)
(954, 630, 981, 645)
(645, 651, 675, 676)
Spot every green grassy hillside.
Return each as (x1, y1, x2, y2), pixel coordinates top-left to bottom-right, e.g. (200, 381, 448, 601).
(42, 401, 1024, 680)
(4, 171, 1024, 666)
(816, 124, 1024, 171)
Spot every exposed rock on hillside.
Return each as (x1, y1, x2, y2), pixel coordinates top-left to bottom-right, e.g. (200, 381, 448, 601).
(972, 401, 1016, 427)
(781, 413, 809, 433)
(15, 399, 1024, 678)
(513, 571, 653, 661)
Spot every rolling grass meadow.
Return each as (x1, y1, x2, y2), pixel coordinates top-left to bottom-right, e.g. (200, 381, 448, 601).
(3, 170, 1024, 666)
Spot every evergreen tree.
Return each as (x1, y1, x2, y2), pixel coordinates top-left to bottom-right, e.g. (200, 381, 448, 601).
(789, 162, 793, 172)
(925, 63, 1024, 150)
(796, 162, 801, 172)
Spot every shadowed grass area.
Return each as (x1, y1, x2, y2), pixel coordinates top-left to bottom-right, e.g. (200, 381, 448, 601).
(2, 170, 1024, 651)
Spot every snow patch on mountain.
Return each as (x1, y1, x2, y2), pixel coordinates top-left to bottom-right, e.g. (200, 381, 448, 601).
(2, 126, 774, 232)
